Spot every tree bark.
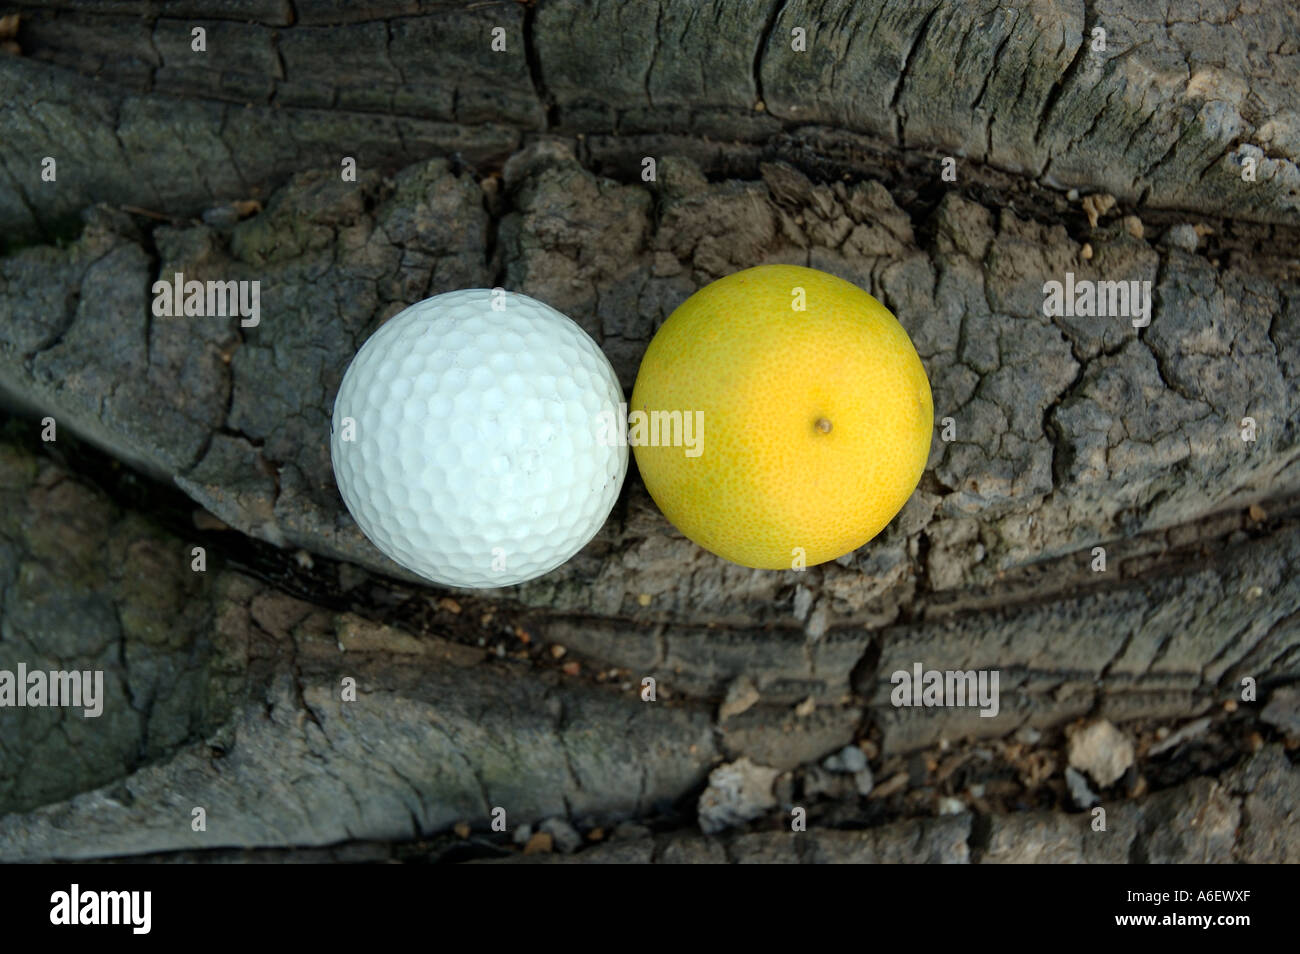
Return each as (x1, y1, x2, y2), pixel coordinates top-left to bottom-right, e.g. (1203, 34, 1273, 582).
(0, 0, 1296, 862)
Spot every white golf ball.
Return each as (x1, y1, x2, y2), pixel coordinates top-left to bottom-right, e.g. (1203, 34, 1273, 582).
(330, 289, 628, 588)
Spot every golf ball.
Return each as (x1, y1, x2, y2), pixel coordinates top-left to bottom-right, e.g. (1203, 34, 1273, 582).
(330, 289, 628, 588)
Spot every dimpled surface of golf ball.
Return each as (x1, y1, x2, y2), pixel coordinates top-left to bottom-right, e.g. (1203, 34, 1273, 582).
(331, 289, 628, 588)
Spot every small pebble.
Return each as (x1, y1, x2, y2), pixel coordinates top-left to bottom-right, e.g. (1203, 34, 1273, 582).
(823, 744, 867, 774)
(1148, 716, 1211, 756)
(719, 675, 760, 721)
(1014, 726, 1042, 745)
(453, 822, 471, 839)
(792, 585, 814, 621)
(1065, 767, 1099, 808)
(1080, 242, 1093, 260)
(854, 767, 874, 796)
(539, 817, 583, 854)
(937, 796, 966, 816)
(1081, 192, 1116, 228)
(804, 605, 830, 640)
(697, 758, 780, 834)
(1161, 223, 1199, 252)
(1068, 719, 1134, 787)
(522, 831, 553, 855)
(869, 772, 909, 799)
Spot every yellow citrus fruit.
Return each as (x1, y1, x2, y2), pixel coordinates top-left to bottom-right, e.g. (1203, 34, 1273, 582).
(629, 264, 932, 569)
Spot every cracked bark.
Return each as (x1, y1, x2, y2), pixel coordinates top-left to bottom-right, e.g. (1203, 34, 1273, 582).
(0, 0, 1297, 862)
(1, 0, 1298, 239)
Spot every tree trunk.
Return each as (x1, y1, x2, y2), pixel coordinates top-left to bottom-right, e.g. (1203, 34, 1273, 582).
(0, 0, 1297, 862)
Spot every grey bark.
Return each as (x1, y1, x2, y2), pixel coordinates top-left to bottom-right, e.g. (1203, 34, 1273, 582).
(0, 0, 1297, 861)
(1, 0, 1297, 240)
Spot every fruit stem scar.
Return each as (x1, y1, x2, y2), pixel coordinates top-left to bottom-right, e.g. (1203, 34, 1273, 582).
(815, 417, 832, 434)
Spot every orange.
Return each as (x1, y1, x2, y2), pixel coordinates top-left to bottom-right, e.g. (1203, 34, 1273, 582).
(629, 264, 932, 569)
